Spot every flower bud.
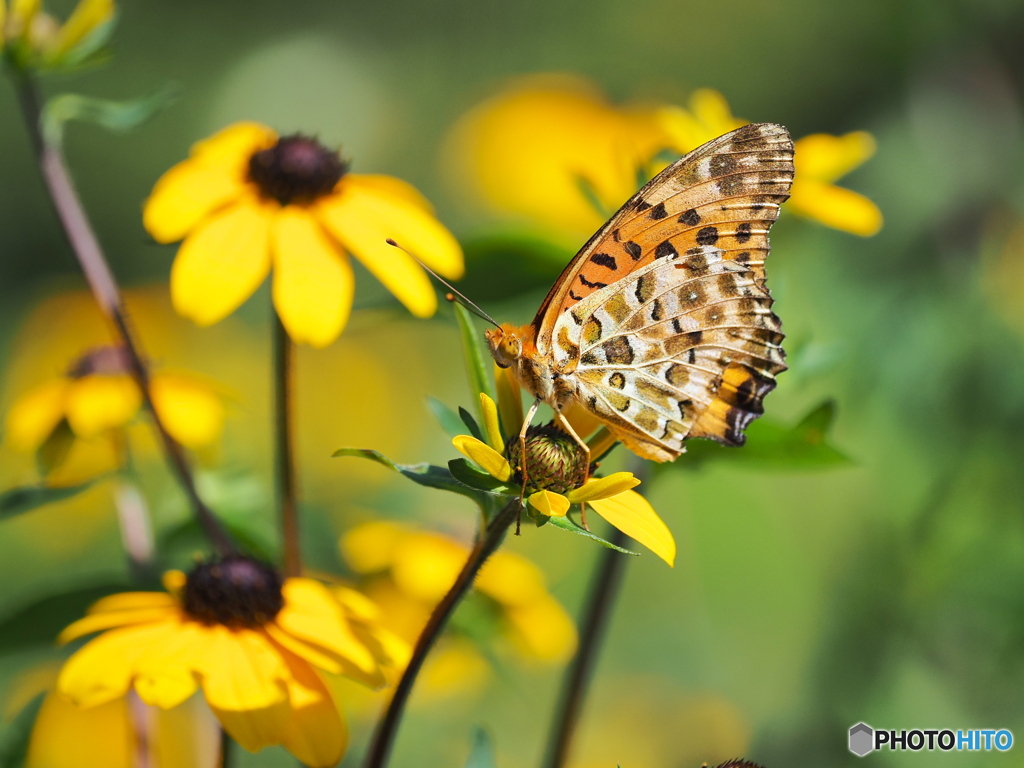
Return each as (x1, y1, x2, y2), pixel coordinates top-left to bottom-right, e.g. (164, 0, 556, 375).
(504, 423, 589, 494)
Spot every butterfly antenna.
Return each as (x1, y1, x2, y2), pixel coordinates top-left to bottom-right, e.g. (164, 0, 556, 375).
(385, 239, 500, 327)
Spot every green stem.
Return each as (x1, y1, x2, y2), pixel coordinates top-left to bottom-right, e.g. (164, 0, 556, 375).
(363, 501, 519, 768)
(273, 312, 301, 577)
(13, 74, 234, 558)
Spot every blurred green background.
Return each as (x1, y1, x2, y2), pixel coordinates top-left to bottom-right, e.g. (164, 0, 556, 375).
(4, 0, 1024, 766)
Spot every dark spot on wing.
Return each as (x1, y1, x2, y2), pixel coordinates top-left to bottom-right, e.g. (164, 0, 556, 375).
(623, 241, 642, 260)
(590, 253, 617, 270)
(655, 240, 678, 259)
(648, 202, 668, 220)
(678, 208, 701, 226)
(735, 223, 752, 243)
(696, 226, 719, 246)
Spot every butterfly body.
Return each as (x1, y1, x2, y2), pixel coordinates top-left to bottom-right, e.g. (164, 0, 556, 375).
(487, 123, 794, 462)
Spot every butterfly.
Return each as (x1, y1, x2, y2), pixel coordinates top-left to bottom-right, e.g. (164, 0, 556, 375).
(485, 123, 794, 462)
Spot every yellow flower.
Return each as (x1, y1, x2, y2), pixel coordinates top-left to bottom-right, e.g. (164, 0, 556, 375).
(56, 558, 401, 768)
(5, 346, 225, 469)
(659, 88, 882, 236)
(1, 0, 115, 68)
(342, 520, 578, 667)
(452, 394, 676, 566)
(144, 123, 464, 347)
(444, 74, 667, 240)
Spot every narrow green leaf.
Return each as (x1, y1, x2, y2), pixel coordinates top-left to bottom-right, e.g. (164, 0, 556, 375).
(458, 407, 484, 441)
(448, 459, 510, 492)
(427, 397, 466, 439)
(452, 302, 497, 421)
(333, 448, 487, 502)
(0, 479, 97, 521)
(0, 693, 45, 768)
(463, 727, 498, 768)
(42, 84, 179, 146)
(547, 515, 640, 555)
(0, 583, 134, 654)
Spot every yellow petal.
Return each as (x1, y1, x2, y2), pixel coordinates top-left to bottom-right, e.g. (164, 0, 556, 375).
(87, 592, 177, 615)
(210, 696, 290, 755)
(589, 490, 676, 567)
(170, 200, 274, 326)
(59, 607, 177, 644)
(65, 375, 141, 438)
(505, 594, 578, 662)
(528, 490, 570, 517)
(49, 0, 114, 57)
(152, 694, 222, 768)
(337, 176, 464, 279)
(149, 374, 226, 448)
(5, 380, 68, 450)
(479, 393, 504, 452)
(315, 195, 437, 317)
(162, 570, 187, 594)
(143, 159, 247, 244)
(193, 625, 289, 712)
(795, 131, 876, 183)
(476, 551, 547, 606)
(26, 691, 132, 768)
(560, 401, 603, 442)
(788, 178, 883, 236)
(390, 533, 466, 602)
(344, 174, 434, 212)
(688, 88, 745, 136)
(339, 521, 406, 573)
(271, 207, 354, 347)
(565, 472, 640, 503)
(189, 122, 277, 174)
(58, 621, 178, 707)
(131, 621, 209, 709)
(494, 363, 524, 441)
(10, 0, 40, 31)
(332, 585, 382, 622)
(135, 665, 199, 710)
(277, 652, 347, 768)
(264, 623, 343, 676)
(452, 435, 511, 481)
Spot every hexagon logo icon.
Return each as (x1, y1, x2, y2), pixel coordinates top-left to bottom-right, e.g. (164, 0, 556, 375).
(849, 722, 874, 757)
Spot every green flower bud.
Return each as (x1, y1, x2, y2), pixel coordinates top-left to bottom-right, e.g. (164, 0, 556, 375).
(504, 422, 589, 494)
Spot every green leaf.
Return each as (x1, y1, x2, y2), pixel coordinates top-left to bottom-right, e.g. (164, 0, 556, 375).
(0, 478, 98, 521)
(547, 515, 640, 555)
(53, 8, 120, 68)
(42, 84, 179, 146)
(448, 459, 511, 493)
(458, 407, 484, 441)
(427, 397, 466, 439)
(678, 399, 851, 470)
(334, 448, 488, 501)
(35, 419, 74, 476)
(0, 583, 135, 654)
(452, 302, 497, 422)
(0, 693, 44, 768)
(463, 727, 498, 768)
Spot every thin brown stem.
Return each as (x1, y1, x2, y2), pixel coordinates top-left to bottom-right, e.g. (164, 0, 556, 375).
(14, 74, 234, 557)
(273, 312, 301, 577)
(363, 500, 519, 768)
(542, 525, 630, 768)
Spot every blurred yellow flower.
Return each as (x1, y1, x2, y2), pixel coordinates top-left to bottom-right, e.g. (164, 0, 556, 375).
(5, 346, 224, 471)
(144, 122, 463, 347)
(453, 394, 676, 566)
(342, 520, 578, 666)
(444, 74, 666, 240)
(0, 0, 114, 68)
(57, 558, 402, 768)
(658, 88, 882, 236)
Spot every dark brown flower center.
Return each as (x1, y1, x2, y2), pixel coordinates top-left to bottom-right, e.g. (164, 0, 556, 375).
(504, 423, 590, 494)
(182, 556, 284, 628)
(67, 346, 134, 378)
(247, 135, 348, 206)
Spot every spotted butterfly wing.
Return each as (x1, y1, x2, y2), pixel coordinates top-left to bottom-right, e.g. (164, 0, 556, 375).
(539, 123, 793, 461)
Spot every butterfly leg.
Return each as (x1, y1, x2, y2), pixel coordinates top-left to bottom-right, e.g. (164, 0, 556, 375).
(515, 399, 542, 535)
(554, 411, 593, 530)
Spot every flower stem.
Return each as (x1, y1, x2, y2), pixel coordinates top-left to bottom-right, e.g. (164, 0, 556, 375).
(542, 524, 631, 768)
(273, 311, 301, 577)
(13, 74, 234, 558)
(363, 500, 519, 768)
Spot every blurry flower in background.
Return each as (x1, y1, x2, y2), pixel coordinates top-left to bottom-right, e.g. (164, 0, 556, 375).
(56, 557, 403, 767)
(444, 74, 666, 240)
(0, 0, 116, 71)
(144, 122, 464, 347)
(4, 345, 225, 479)
(341, 520, 578, 691)
(658, 88, 883, 236)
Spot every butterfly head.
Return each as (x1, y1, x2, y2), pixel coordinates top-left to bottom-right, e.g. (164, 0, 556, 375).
(485, 323, 524, 369)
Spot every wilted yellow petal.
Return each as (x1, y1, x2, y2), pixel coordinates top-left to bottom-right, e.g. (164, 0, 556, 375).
(528, 490, 570, 518)
(789, 178, 883, 236)
(390, 533, 466, 602)
(271, 208, 354, 347)
(277, 651, 347, 768)
(49, 0, 115, 57)
(170, 200, 274, 326)
(452, 435, 511, 481)
(143, 159, 246, 244)
(795, 131, 876, 183)
(477, 551, 547, 606)
(26, 691, 132, 768)
(505, 594, 578, 662)
(150, 374, 225, 448)
(479, 393, 504, 452)
(589, 490, 676, 566)
(565, 472, 640, 503)
(337, 176, 464, 279)
(315, 195, 437, 317)
(189, 122, 277, 174)
(65, 375, 140, 438)
(340, 521, 406, 574)
(5, 379, 68, 450)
